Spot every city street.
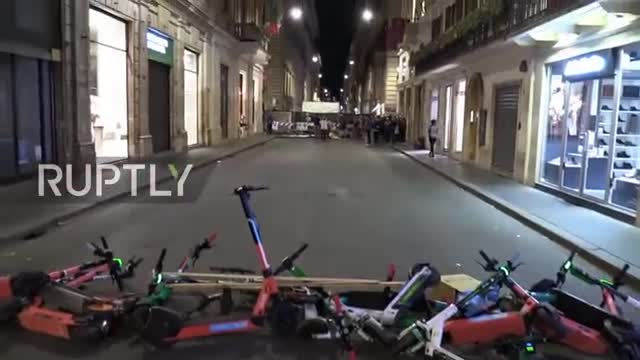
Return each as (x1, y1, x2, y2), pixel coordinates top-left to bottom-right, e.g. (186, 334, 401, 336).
(1, 138, 637, 360)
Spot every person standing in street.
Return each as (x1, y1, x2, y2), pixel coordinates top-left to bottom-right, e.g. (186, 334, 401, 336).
(320, 117, 330, 141)
(367, 116, 372, 145)
(428, 119, 438, 158)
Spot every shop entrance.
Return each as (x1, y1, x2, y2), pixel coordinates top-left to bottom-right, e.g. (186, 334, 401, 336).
(148, 60, 171, 153)
(557, 79, 613, 200)
(492, 84, 520, 175)
(220, 64, 229, 139)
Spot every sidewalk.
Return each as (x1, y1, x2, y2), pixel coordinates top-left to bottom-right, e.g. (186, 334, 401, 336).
(393, 144, 640, 284)
(0, 135, 274, 243)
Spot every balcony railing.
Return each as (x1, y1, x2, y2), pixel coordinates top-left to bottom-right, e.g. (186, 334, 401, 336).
(234, 23, 269, 50)
(412, 0, 598, 74)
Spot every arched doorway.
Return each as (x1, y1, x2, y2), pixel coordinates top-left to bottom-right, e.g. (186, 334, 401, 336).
(464, 73, 483, 162)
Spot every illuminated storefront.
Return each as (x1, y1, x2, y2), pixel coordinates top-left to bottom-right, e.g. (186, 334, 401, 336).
(540, 46, 640, 214)
(89, 8, 128, 162)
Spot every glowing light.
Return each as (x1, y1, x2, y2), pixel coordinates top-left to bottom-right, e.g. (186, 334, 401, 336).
(289, 7, 303, 21)
(318, 73, 323, 79)
(600, 279, 614, 286)
(114, 258, 123, 268)
(349, 60, 355, 65)
(362, 8, 373, 22)
(564, 55, 607, 77)
(344, 74, 349, 79)
(312, 55, 319, 63)
(563, 260, 572, 271)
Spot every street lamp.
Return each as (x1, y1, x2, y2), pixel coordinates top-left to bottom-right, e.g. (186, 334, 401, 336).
(340, 88, 344, 93)
(312, 55, 319, 63)
(344, 74, 349, 79)
(362, 8, 373, 22)
(289, 7, 303, 21)
(318, 73, 323, 79)
(349, 60, 355, 65)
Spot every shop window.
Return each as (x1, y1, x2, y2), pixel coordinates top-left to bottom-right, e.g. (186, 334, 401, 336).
(0, 52, 54, 181)
(465, 0, 478, 16)
(611, 46, 640, 212)
(444, 85, 453, 151)
(89, 9, 128, 162)
(184, 49, 199, 146)
(0, 53, 16, 179)
(430, 89, 439, 123)
(541, 64, 566, 186)
(239, 72, 245, 117)
(455, 80, 467, 152)
(445, 6, 455, 30)
(431, 16, 442, 40)
(455, 0, 464, 22)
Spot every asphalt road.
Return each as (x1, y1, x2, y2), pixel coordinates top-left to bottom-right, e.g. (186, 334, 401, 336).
(0, 138, 637, 360)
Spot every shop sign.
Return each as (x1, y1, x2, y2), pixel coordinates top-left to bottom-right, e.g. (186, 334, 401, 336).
(147, 28, 173, 66)
(563, 50, 615, 81)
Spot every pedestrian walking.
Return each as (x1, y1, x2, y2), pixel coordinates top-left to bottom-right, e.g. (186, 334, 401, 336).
(392, 119, 400, 145)
(428, 119, 438, 158)
(366, 116, 374, 146)
(265, 112, 274, 134)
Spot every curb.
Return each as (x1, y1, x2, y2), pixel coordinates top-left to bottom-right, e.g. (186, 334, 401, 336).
(1, 137, 275, 244)
(393, 146, 640, 287)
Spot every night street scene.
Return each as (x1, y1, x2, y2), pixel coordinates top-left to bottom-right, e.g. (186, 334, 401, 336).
(2, 0, 640, 359)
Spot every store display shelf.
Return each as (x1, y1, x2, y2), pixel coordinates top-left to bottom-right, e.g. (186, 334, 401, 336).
(600, 110, 640, 114)
(602, 96, 640, 100)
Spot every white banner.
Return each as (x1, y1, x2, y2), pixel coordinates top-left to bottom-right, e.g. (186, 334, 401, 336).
(303, 101, 340, 114)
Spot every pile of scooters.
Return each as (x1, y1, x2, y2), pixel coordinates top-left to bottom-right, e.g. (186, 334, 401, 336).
(1, 185, 640, 359)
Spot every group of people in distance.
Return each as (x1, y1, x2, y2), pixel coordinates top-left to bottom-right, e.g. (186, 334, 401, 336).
(263, 112, 443, 156)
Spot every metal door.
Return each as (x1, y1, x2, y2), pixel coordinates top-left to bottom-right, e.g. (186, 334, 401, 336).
(492, 84, 520, 175)
(220, 64, 229, 139)
(148, 60, 171, 153)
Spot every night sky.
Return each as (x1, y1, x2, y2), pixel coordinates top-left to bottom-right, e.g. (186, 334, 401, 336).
(316, 0, 355, 98)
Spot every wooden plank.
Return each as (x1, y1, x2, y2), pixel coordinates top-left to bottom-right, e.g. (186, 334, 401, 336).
(163, 272, 405, 286)
(168, 281, 405, 293)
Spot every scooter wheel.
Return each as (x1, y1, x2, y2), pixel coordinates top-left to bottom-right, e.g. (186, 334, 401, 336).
(68, 322, 109, 341)
(268, 296, 300, 337)
(298, 318, 331, 339)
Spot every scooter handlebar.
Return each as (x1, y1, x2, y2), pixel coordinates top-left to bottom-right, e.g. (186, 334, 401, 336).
(274, 243, 309, 276)
(234, 185, 269, 195)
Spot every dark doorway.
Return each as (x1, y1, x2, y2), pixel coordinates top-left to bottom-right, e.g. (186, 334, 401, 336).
(148, 60, 171, 153)
(220, 64, 229, 139)
(492, 83, 520, 175)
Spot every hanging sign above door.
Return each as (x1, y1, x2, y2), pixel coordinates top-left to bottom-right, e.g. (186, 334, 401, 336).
(563, 49, 615, 81)
(147, 28, 173, 66)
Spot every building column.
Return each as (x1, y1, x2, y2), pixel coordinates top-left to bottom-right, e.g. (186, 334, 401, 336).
(133, 4, 153, 157)
(524, 60, 545, 186)
(172, 22, 188, 152)
(208, 39, 224, 144)
(409, 84, 417, 143)
(200, 36, 212, 145)
(62, 0, 95, 166)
